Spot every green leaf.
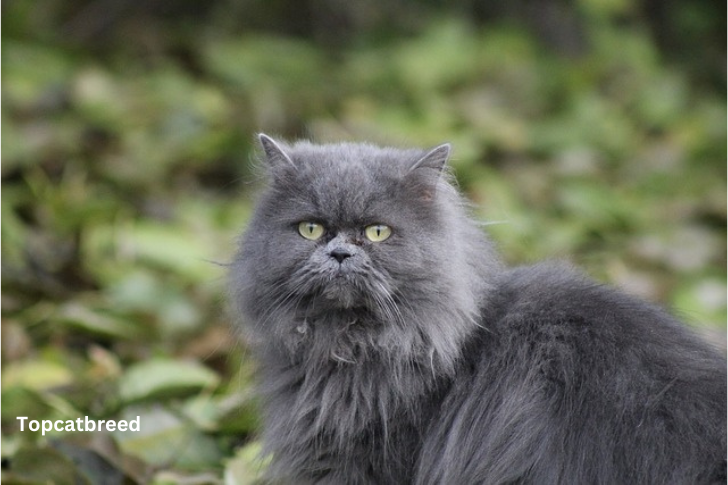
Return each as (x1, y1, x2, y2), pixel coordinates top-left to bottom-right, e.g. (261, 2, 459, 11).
(2, 361, 74, 392)
(114, 405, 222, 470)
(118, 359, 220, 404)
(4, 444, 91, 485)
(56, 302, 143, 340)
(224, 441, 270, 485)
(89, 221, 219, 282)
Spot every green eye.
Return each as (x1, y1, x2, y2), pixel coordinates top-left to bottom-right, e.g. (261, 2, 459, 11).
(298, 222, 325, 240)
(364, 224, 392, 242)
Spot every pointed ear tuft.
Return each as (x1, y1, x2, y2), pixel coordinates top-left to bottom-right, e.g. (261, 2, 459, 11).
(405, 143, 451, 201)
(408, 143, 451, 173)
(258, 133, 296, 169)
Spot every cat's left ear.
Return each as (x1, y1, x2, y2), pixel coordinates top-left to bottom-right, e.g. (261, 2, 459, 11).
(258, 133, 297, 170)
(407, 143, 451, 174)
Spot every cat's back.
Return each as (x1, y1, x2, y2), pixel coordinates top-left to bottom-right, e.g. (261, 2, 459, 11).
(419, 262, 726, 484)
(491, 262, 725, 379)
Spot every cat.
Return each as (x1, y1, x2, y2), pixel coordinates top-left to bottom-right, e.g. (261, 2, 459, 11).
(228, 134, 726, 484)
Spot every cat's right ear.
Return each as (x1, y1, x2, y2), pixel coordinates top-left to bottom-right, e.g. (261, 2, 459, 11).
(404, 143, 451, 201)
(407, 143, 451, 174)
(258, 134, 297, 171)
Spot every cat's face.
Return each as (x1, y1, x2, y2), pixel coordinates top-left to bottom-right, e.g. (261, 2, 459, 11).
(232, 135, 498, 368)
(240, 136, 452, 325)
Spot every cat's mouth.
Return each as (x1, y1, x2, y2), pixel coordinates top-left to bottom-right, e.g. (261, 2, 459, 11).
(296, 258, 389, 311)
(320, 273, 360, 308)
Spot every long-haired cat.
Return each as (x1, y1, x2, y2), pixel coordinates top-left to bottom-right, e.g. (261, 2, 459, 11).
(229, 134, 726, 484)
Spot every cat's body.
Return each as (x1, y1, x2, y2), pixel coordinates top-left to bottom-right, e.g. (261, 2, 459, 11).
(229, 135, 726, 484)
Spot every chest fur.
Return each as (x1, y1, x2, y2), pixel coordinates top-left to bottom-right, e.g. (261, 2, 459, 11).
(260, 351, 442, 480)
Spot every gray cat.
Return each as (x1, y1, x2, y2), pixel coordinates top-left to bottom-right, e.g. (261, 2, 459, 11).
(229, 134, 726, 484)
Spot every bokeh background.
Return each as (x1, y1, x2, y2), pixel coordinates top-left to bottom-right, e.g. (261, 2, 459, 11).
(2, 1, 726, 483)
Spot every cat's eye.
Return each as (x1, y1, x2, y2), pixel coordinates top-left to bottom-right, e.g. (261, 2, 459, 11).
(364, 224, 392, 242)
(298, 222, 325, 241)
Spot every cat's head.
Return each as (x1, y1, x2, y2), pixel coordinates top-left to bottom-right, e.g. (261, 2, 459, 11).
(231, 135, 499, 368)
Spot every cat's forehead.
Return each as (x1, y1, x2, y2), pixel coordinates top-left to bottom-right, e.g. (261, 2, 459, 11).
(273, 143, 427, 223)
(288, 142, 424, 177)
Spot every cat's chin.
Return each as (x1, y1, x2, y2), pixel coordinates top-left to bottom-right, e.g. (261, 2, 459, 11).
(311, 266, 369, 309)
(320, 283, 359, 308)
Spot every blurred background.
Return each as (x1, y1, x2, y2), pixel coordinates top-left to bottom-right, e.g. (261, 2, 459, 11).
(2, 0, 725, 483)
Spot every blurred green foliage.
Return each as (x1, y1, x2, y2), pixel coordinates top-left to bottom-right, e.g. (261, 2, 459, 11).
(2, 0, 725, 483)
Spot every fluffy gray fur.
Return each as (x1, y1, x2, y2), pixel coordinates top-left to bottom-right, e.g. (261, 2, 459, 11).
(229, 135, 726, 484)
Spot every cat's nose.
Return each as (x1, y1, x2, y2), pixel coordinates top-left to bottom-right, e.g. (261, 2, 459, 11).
(329, 248, 352, 263)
